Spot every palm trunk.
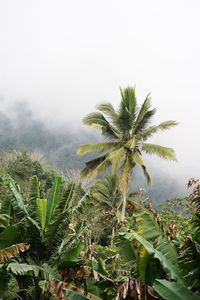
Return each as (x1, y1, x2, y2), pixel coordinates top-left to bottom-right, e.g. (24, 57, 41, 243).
(120, 193, 127, 222)
(111, 226, 115, 247)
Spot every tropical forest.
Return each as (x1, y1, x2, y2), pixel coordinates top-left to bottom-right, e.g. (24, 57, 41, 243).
(0, 87, 199, 300)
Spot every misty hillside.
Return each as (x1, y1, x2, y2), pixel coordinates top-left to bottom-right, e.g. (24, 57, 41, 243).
(0, 101, 187, 203)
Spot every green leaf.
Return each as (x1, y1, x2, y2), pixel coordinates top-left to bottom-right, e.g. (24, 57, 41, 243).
(134, 209, 163, 240)
(83, 112, 119, 139)
(88, 258, 108, 276)
(108, 147, 125, 173)
(72, 192, 90, 214)
(77, 142, 118, 156)
(117, 86, 137, 132)
(141, 120, 178, 140)
(133, 152, 152, 185)
(63, 289, 90, 300)
(96, 102, 118, 121)
(138, 245, 150, 283)
(81, 155, 109, 178)
(43, 263, 62, 281)
(122, 232, 184, 284)
(153, 279, 200, 300)
(7, 262, 41, 276)
(1, 175, 28, 214)
(36, 198, 47, 229)
(133, 94, 156, 134)
(0, 224, 22, 248)
(29, 175, 39, 203)
(61, 240, 84, 262)
(46, 176, 62, 226)
(142, 143, 177, 161)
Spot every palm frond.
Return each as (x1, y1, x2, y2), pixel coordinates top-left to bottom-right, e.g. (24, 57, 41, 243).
(96, 102, 118, 122)
(133, 151, 152, 185)
(72, 191, 90, 214)
(125, 136, 137, 150)
(83, 112, 119, 139)
(141, 165, 152, 185)
(81, 155, 111, 178)
(133, 94, 156, 134)
(140, 120, 178, 140)
(77, 142, 119, 156)
(108, 147, 126, 173)
(96, 156, 112, 173)
(116, 87, 137, 132)
(121, 86, 137, 114)
(142, 143, 177, 161)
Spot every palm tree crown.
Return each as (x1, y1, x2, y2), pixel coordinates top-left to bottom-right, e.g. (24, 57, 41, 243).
(77, 86, 178, 220)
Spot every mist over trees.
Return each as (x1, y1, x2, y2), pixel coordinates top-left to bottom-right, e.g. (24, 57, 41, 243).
(0, 100, 186, 203)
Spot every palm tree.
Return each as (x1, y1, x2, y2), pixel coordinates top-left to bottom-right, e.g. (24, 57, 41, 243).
(77, 86, 178, 222)
(91, 174, 121, 246)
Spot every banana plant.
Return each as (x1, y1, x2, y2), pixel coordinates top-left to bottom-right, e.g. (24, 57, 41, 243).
(0, 174, 96, 299)
(118, 206, 200, 300)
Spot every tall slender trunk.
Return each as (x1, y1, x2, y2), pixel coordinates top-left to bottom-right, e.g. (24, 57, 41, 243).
(120, 193, 127, 222)
(111, 226, 115, 247)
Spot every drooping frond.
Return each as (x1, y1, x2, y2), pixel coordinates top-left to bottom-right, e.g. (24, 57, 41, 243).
(108, 147, 126, 173)
(83, 112, 119, 139)
(140, 120, 178, 140)
(96, 102, 118, 123)
(81, 155, 111, 178)
(0, 243, 30, 262)
(133, 95, 156, 134)
(77, 142, 119, 156)
(133, 151, 152, 185)
(142, 143, 177, 161)
(92, 174, 121, 209)
(141, 165, 152, 186)
(125, 136, 137, 150)
(96, 156, 112, 173)
(72, 192, 90, 214)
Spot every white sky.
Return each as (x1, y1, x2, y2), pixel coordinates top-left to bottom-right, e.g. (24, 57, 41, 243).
(0, 0, 200, 179)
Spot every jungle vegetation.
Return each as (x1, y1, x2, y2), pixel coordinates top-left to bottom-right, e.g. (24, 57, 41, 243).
(0, 87, 199, 300)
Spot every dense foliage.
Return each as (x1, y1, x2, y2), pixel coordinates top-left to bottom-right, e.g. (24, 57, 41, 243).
(0, 101, 185, 203)
(0, 87, 199, 299)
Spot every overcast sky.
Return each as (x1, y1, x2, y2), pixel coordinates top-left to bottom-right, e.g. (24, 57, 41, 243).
(0, 0, 200, 180)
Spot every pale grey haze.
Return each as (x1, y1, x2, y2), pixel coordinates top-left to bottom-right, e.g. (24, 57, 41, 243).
(0, 0, 199, 182)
